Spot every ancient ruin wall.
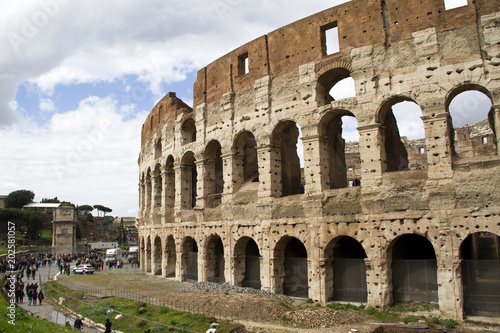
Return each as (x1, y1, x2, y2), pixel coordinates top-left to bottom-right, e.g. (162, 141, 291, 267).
(138, 0, 500, 320)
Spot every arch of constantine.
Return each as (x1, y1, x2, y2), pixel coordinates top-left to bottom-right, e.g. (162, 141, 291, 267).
(137, 0, 500, 320)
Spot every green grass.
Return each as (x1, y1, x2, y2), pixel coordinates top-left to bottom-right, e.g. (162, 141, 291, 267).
(0, 296, 74, 333)
(44, 281, 243, 333)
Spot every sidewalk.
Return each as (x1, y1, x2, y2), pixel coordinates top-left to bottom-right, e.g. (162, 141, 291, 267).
(17, 299, 102, 332)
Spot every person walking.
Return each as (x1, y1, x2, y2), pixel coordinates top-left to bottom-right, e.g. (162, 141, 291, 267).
(74, 316, 83, 330)
(104, 318, 112, 333)
(37, 290, 44, 305)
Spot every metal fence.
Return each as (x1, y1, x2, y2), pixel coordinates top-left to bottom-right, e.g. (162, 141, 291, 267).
(45, 281, 231, 333)
(392, 259, 438, 303)
(462, 259, 500, 317)
(333, 258, 367, 303)
(284, 257, 308, 297)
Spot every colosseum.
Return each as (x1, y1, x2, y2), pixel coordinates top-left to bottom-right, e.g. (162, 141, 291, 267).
(137, 0, 500, 320)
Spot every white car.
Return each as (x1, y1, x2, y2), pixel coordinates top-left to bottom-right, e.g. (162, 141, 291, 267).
(72, 264, 95, 274)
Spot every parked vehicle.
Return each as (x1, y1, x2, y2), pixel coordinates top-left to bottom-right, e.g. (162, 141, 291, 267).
(128, 246, 138, 263)
(106, 248, 123, 263)
(72, 264, 95, 275)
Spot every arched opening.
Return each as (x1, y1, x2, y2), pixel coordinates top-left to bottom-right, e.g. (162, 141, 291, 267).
(317, 67, 353, 105)
(460, 232, 500, 316)
(181, 152, 197, 209)
(324, 236, 367, 302)
(274, 237, 308, 297)
(206, 235, 225, 283)
(204, 141, 224, 208)
(391, 234, 437, 303)
(153, 164, 162, 211)
(145, 236, 151, 273)
(319, 111, 360, 189)
(446, 86, 496, 161)
(140, 173, 145, 212)
(181, 118, 196, 145)
(182, 237, 198, 282)
(271, 121, 304, 197)
(145, 168, 152, 211)
(140, 237, 145, 271)
(153, 236, 162, 275)
(164, 155, 175, 216)
(232, 131, 259, 192)
(164, 235, 176, 277)
(378, 98, 425, 172)
(155, 137, 162, 157)
(234, 237, 261, 289)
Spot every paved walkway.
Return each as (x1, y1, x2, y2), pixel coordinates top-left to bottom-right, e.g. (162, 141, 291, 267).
(15, 265, 102, 333)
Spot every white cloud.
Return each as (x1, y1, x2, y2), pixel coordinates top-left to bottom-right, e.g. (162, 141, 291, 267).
(39, 98, 55, 112)
(0, 95, 147, 217)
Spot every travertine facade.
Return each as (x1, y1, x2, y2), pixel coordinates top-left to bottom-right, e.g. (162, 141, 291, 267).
(137, 0, 500, 319)
(51, 207, 77, 255)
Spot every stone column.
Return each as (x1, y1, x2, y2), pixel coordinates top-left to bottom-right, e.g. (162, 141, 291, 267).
(421, 103, 453, 181)
(301, 135, 328, 194)
(492, 105, 500, 155)
(198, 240, 207, 282)
(221, 152, 234, 204)
(257, 145, 281, 201)
(365, 242, 392, 309)
(195, 159, 206, 209)
(173, 163, 182, 210)
(357, 124, 384, 188)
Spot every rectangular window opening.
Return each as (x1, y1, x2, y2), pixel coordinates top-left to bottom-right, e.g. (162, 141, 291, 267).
(482, 137, 488, 144)
(238, 52, 249, 75)
(444, 0, 468, 10)
(419, 147, 425, 154)
(322, 22, 340, 55)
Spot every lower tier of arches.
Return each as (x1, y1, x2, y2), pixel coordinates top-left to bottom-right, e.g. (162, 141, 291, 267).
(138, 209, 500, 320)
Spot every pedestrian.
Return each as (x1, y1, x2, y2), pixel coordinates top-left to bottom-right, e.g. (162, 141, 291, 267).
(104, 318, 112, 333)
(38, 290, 44, 305)
(74, 316, 83, 330)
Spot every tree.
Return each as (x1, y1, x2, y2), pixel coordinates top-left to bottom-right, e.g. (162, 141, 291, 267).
(4, 190, 35, 209)
(93, 205, 112, 217)
(77, 205, 94, 215)
(41, 197, 60, 203)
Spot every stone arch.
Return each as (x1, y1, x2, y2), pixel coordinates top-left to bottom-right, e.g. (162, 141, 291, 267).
(155, 137, 162, 157)
(377, 96, 424, 173)
(204, 140, 224, 208)
(389, 234, 437, 304)
(180, 151, 197, 209)
(445, 84, 496, 160)
(152, 235, 162, 275)
(270, 120, 304, 197)
(232, 131, 259, 192)
(181, 236, 198, 281)
(153, 163, 162, 211)
(318, 109, 359, 189)
(274, 236, 308, 297)
(140, 236, 146, 271)
(324, 236, 367, 302)
(460, 232, 500, 316)
(164, 155, 175, 217)
(234, 237, 261, 289)
(316, 66, 352, 105)
(164, 235, 176, 277)
(205, 234, 225, 283)
(181, 118, 196, 145)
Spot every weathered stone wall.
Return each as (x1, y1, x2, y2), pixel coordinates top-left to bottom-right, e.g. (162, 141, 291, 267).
(137, 0, 500, 320)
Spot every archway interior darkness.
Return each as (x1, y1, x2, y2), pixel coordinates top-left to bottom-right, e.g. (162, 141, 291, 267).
(204, 141, 224, 208)
(244, 239, 261, 289)
(272, 121, 303, 197)
(164, 156, 175, 214)
(184, 238, 198, 281)
(164, 236, 176, 277)
(153, 164, 162, 210)
(181, 152, 197, 209)
(391, 234, 437, 303)
(153, 236, 162, 275)
(283, 238, 308, 297)
(447, 89, 496, 159)
(206, 236, 225, 283)
(331, 237, 367, 302)
(460, 233, 500, 316)
(181, 118, 196, 144)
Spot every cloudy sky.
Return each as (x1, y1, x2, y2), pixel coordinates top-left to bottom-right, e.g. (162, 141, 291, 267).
(0, 0, 484, 217)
